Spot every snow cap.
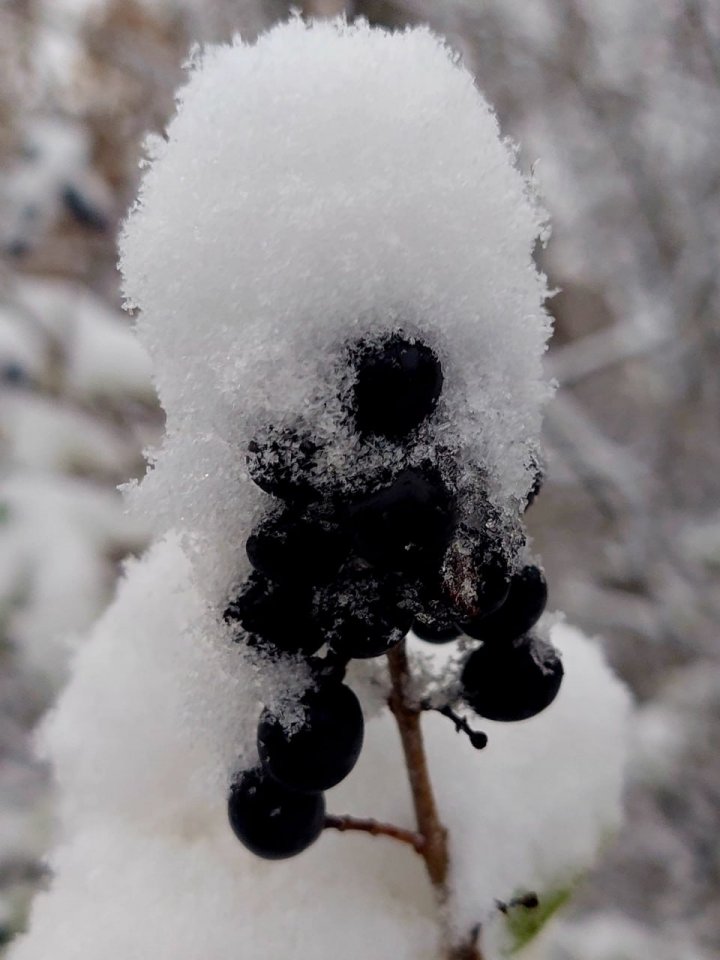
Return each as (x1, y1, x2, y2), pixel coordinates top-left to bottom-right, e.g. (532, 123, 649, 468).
(120, 16, 552, 602)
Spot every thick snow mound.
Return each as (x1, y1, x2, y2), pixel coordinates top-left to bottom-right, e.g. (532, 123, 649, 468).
(10, 536, 629, 959)
(120, 17, 552, 604)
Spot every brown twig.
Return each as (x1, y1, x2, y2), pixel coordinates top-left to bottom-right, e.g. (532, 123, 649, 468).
(387, 640, 484, 960)
(324, 814, 426, 854)
(387, 641, 449, 887)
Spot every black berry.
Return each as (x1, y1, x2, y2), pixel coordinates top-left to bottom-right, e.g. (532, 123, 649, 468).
(411, 579, 461, 644)
(315, 565, 414, 659)
(246, 508, 349, 585)
(227, 765, 325, 860)
(258, 681, 364, 793)
(461, 635, 563, 722)
(247, 423, 323, 504)
(412, 614, 461, 644)
(349, 333, 443, 437)
(441, 531, 510, 624)
(461, 564, 547, 642)
(348, 465, 455, 574)
(225, 573, 322, 656)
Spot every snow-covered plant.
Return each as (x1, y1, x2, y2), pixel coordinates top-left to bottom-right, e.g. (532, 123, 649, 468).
(0, 275, 155, 937)
(8, 18, 630, 960)
(0, 277, 154, 691)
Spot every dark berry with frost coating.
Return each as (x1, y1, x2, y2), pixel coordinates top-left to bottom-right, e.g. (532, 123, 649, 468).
(315, 565, 414, 659)
(411, 580, 461, 643)
(461, 564, 547, 642)
(412, 614, 461, 643)
(247, 422, 324, 503)
(461, 635, 563, 722)
(442, 530, 510, 624)
(349, 333, 443, 437)
(224, 573, 322, 656)
(258, 681, 364, 793)
(246, 508, 349, 585)
(347, 465, 455, 574)
(227, 765, 325, 860)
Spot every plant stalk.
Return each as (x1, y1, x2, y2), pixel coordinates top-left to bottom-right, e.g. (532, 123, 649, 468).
(324, 814, 425, 853)
(387, 641, 483, 960)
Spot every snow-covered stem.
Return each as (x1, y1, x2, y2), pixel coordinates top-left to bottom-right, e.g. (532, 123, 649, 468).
(387, 641, 484, 960)
(323, 815, 425, 853)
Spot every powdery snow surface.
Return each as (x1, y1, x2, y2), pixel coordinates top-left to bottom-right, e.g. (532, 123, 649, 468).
(11, 536, 629, 959)
(120, 16, 552, 606)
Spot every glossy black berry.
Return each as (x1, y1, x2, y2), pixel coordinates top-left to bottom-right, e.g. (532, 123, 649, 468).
(246, 508, 349, 585)
(461, 635, 563, 722)
(461, 564, 547, 643)
(247, 423, 323, 504)
(411, 580, 462, 643)
(348, 466, 456, 574)
(224, 573, 322, 656)
(441, 532, 510, 624)
(227, 765, 325, 860)
(315, 565, 414, 659)
(349, 333, 443, 438)
(258, 681, 364, 793)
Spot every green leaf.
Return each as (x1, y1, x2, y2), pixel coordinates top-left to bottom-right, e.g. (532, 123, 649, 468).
(505, 886, 573, 954)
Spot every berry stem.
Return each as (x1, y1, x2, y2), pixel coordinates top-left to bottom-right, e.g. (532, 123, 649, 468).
(435, 705, 488, 750)
(324, 815, 426, 853)
(496, 892, 539, 914)
(387, 642, 448, 887)
(386, 641, 484, 960)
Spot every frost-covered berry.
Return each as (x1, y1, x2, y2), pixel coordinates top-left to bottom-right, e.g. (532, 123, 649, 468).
(258, 681, 364, 792)
(348, 465, 455, 574)
(349, 333, 443, 437)
(247, 422, 323, 504)
(227, 765, 325, 860)
(411, 580, 462, 643)
(225, 573, 322, 656)
(461, 564, 547, 642)
(246, 508, 349, 585)
(461, 635, 563, 722)
(314, 565, 413, 659)
(412, 614, 461, 644)
(442, 532, 510, 623)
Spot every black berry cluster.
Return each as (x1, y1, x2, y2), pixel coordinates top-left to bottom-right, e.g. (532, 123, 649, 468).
(225, 331, 562, 860)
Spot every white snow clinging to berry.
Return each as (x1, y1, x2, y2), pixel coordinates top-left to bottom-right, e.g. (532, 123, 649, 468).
(9, 17, 629, 960)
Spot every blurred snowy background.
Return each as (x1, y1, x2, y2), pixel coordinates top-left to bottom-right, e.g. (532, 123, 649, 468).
(0, 0, 717, 956)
